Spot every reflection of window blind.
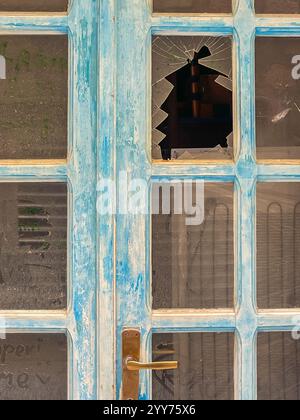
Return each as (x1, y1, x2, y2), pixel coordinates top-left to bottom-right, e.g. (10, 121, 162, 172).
(17, 184, 67, 253)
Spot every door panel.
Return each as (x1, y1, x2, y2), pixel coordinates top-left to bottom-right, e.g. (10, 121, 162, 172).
(113, 0, 300, 401)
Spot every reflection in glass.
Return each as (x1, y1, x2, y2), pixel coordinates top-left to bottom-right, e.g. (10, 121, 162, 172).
(257, 183, 300, 308)
(152, 333, 234, 400)
(0, 334, 67, 401)
(255, 0, 300, 14)
(0, 0, 68, 12)
(256, 37, 300, 159)
(153, 0, 232, 13)
(0, 35, 68, 159)
(0, 183, 67, 310)
(258, 333, 300, 400)
(152, 183, 234, 309)
(152, 36, 233, 160)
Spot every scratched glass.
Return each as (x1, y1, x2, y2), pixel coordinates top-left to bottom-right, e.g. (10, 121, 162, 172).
(257, 183, 300, 309)
(0, 35, 68, 159)
(258, 332, 300, 400)
(0, 334, 67, 401)
(255, 0, 300, 14)
(152, 183, 234, 309)
(0, 183, 67, 310)
(0, 0, 68, 12)
(153, 0, 232, 13)
(152, 35, 233, 161)
(256, 37, 300, 160)
(152, 333, 234, 400)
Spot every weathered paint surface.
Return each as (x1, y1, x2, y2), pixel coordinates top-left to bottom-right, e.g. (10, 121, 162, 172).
(2, 0, 300, 401)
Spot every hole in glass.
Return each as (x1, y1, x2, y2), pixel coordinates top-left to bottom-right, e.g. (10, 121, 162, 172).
(152, 36, 233, 160)
(0, 0, 68, 12)
(0, 35, 68, 160)
(257, 183, 300, 309)
(256, 37, 300, 160)
(152, 182, 234, 309)
(258, 332, 300, 400)
(255, 0, 300, 14)
(0, 183, 67, 310)
(153, 0, 232, 13)
(152, 333, 234, 400)
(0, 334, 68, 401)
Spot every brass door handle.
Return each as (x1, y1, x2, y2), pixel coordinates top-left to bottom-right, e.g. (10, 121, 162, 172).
(126, 358, 178, 371)
(122, 329, 179, 400)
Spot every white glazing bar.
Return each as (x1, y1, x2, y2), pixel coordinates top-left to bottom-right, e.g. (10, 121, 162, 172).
(258, 311, 300, 330)
(152, 310, 236, 331)
(0, 312, 66, 330)
(0, 15, 68, 33)
(0, 163, 67, 179)
(234, 0, 257, 400)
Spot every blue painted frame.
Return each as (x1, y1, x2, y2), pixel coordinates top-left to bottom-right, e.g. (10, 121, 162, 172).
(0, 0, 99, 400)
(112, 0, 300, 401)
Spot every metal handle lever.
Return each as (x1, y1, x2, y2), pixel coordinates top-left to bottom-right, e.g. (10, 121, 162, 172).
(126, 358, 178, 371)
(122, 329, 179, 400)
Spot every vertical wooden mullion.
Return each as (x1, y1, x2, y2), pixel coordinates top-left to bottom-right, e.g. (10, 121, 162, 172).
(234, 0, 257, 400)
(68, 0, 98, 400)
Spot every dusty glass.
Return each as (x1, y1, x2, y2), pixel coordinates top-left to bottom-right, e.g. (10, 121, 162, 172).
(0, 0, 68, 12)
(258, 332, 300, 400)
(152, 35, 233, 160)
(152, 182, 234, 309)
(0, 334, 68, 400)
(0, 35, 68, 159)
(255, 0, 300, 14)
(153, 0, 232, 13)
(152, 333, 234, 400)
(257, 183, 300, 308)
(0, 183, 67, 310)
(256, 37, 300, 159)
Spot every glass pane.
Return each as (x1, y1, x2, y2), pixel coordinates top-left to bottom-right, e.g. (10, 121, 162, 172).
(0, 183, 67, 310)
(256, 0, 300, 14)
(0, 0, 68, 12)
(258, 332, 300, 400)
(0, 334, 67, 400)
(152, 36, 233, 160)
(152, 182, 234, 309)
(153, 0, 232, 13)
(256, 37, 300, 160)
(257, 183, 300, 309)
(0, 35, 68, 159)
(152, 333, 234, 400)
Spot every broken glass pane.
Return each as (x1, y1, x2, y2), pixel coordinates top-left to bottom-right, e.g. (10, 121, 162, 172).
(257, 183, 300, 309)
(153, 0, 232, 13)
(0, 35, 68, 159)
(152, 333, 234, 400)
(152, 182, 234, 309)
(258, 332, 300, 400)
(0, 0, 68, 12)
(256, 0, 300, 14)
(0, 334, 67, 401)
(256, 37, 300, 159)
(0, 183, 67, 310)
(152, 36, 233, 160)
